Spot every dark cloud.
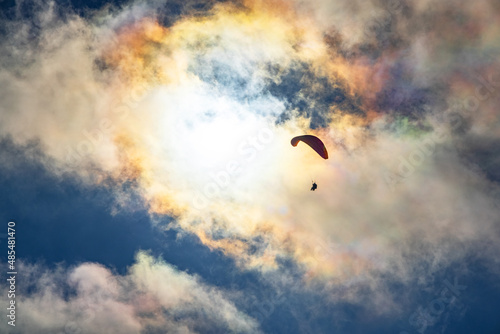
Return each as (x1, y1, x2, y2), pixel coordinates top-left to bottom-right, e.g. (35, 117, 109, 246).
(456, 134, 500, 183)
(0, 136, 160, 272)
(267, 62, 364, 128)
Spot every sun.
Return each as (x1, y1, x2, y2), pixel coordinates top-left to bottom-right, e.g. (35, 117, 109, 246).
(150, 83, 280, 194)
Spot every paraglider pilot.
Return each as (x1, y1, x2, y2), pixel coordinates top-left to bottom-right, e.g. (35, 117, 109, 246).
(311, 182, 317, 191)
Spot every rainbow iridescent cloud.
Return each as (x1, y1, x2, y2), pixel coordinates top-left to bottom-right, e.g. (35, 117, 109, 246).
(1, 0, 500, 293)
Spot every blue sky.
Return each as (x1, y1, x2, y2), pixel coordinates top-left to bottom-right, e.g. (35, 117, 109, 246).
(1, 0, 500, 333)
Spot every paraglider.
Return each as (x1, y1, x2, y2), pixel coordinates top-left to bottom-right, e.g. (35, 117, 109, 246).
(290, 135, 328, 159)
(291, 135, 328, 191)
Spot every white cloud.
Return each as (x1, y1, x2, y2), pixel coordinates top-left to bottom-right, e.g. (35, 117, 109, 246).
(0, 252, 260, 334)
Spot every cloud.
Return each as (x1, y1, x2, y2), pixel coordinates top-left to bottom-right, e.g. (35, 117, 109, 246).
(0, 0, 499, 317)
(0, 252, 260, 333)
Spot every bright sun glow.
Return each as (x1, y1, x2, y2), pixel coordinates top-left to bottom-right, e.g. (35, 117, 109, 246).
(154, 84, 280, 191)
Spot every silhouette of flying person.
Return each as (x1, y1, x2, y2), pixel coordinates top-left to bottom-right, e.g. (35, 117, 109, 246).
(311, 182, 317, 191)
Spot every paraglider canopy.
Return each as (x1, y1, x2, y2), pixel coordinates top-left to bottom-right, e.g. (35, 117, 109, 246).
(291, 135, 328, 159)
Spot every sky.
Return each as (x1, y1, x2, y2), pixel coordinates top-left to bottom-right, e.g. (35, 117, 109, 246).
(0, 0, 500, 333)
